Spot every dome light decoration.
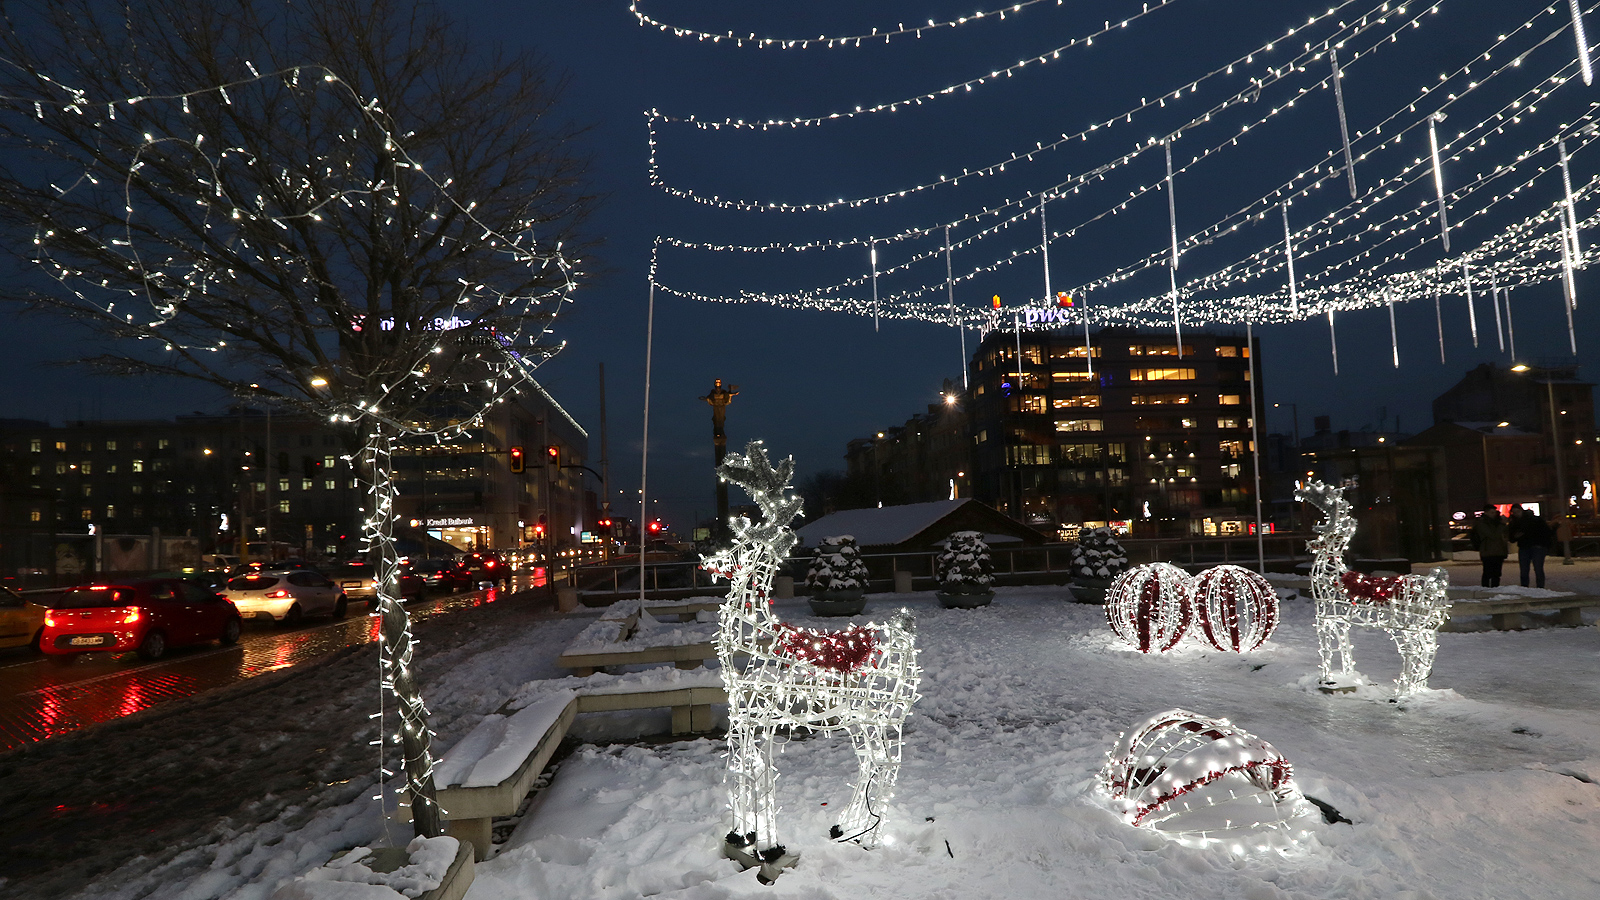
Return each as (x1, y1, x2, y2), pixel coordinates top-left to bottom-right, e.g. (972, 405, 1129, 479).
(1099, 709, 1314, 850)
(702, 442, 921, 884)
(1296, 480, 1450, 695)
(1193, 565, 1280, 652)
(1105, 562, 1195, 653)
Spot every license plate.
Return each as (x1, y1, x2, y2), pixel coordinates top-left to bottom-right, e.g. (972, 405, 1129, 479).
(69, 635, 105, 646)
(342, 582, 362, 589)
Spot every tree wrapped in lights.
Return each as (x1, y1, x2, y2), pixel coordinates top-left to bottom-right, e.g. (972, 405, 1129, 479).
(0, 0, 593, 837)
(934, 531, 995, 608)
(1099, 709, 1313, 850)
(1105, 562, 1194, 653)
(702, 443, 921, 884)
(1296, 480, 1449, 696)
(1069, 526, 1129, 602)
(1193, 565, 1279, 652)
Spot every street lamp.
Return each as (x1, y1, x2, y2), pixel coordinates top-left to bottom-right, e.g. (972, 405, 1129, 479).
(1511, 363, 1573, 564)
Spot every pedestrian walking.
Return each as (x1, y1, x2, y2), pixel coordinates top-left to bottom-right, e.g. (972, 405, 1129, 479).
(1514, 507, 1553, 589)
(1470, 505, 1510, 588)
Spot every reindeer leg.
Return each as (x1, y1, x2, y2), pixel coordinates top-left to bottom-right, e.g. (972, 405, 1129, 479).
(1316, 600, 1362, 692)
(833, 721, 902, 849)
(1391, 626, 1438, 696)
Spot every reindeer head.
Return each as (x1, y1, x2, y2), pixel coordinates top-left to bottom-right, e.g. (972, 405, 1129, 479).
(714, 440, 805, 561)
(1294, 479, 1348, 515)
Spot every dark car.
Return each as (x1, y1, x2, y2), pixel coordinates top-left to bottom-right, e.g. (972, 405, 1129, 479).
(332, 560, 426, 603)
(463, 551, 509, 587)
(40, 579, 242, 661)
(403, 558, 472, 596)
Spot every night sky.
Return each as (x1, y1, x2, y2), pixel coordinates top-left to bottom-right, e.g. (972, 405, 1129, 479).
(3, 0, 1597, 533)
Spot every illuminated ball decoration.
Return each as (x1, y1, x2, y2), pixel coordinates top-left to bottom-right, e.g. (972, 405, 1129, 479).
(1099, 709, 1312, 849)
(1193, 565, 1279, 652)
(1105, 562, 1194, 653)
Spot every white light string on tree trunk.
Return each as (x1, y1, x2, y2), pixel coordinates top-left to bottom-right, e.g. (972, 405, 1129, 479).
(5, 57, 585, 843)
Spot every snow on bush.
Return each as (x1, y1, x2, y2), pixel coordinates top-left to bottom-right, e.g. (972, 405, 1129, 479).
(268, 834, 458, 900)
(935, 531, 994, 588)
(1070, 526, 1129, 580)
(805, 535, 869, 592)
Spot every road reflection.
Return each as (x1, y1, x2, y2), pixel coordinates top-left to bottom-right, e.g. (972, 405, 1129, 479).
(0, 581, 533, 752)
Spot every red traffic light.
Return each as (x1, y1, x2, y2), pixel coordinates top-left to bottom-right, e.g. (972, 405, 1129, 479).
(509, 446, 525, 473)
(546, 445, 559, 467)
(648, 520, 662, 533)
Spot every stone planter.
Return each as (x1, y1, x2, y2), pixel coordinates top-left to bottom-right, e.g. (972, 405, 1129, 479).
(935, 583, 994, 609)
(1069, 577, 1114, 604)
(808, 587, 866, 617)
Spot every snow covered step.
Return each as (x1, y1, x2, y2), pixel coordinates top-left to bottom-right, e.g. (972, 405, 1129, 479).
(404, 680, 729, 859)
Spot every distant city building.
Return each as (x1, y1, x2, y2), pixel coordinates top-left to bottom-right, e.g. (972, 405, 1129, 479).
(843, 379, 971, 509)
(0, 379, 592, 580)
(965, 326, 1261, 538)
(1407, 361, 1596, 519)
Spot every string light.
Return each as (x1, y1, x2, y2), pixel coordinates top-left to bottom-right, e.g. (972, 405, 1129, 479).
(1106, 562, 1195, 654)
(1295, 480, 1449, 696)
(1193, 565, 1280, 652)
(646, 0, 1422, 213)
(1099, 710, 1313, 850)
(647, 2, 1594, 333)
(10, 56, 582, 841)
(632, 0, 1067, 49)
(704, 443, 921, 883)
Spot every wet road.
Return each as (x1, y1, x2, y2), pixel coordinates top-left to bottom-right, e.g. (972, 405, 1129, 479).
(0, 580, 538, 752)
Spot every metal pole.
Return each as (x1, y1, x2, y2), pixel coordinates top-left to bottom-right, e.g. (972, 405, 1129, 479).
(1247, 321, 1265, 574)
(1164, 139, 1184, 358)
(1547, 377, 1574, 564)
(946, 226, 967, 389)
(639, 275, 656, 603)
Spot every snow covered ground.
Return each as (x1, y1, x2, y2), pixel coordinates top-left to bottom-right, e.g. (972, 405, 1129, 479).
(20, 562, 1600, 900)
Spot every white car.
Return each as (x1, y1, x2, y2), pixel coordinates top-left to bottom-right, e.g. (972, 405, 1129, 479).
(224, 569, 349, 625)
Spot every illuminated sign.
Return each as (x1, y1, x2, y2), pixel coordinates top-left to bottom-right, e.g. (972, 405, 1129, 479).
(425, 516, 478, 528)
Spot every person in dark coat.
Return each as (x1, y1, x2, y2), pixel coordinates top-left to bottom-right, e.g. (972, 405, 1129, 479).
(1471, 505, 1510, 588)
(1513, 507, 1554, 588)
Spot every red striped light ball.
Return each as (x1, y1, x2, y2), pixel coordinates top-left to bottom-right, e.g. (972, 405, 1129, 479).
(1105, 562, 1194, 653)
(1193, 565, 1279, 652)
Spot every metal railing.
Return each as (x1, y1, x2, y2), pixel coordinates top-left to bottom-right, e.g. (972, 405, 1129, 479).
(573, 535, 1323, 603)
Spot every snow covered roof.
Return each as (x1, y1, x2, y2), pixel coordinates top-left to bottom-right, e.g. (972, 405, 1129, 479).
(795, 499, 1041, 550)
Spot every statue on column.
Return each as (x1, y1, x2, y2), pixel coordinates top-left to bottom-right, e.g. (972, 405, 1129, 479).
(701, 379, 739, 545)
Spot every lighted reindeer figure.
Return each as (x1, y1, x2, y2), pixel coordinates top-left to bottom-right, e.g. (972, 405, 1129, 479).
(702, 442, 921, 884)
(1295, 479, 1450, 696)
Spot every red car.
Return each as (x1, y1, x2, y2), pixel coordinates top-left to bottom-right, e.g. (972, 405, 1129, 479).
(41, 579, 243, 662)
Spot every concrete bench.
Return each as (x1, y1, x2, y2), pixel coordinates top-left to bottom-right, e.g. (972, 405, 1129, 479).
(557, 611, 719, 676)
(413, 682, 727, 859)
(1447, 595, 1600, 630)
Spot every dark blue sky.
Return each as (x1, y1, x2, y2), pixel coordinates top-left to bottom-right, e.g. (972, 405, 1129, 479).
(4, 1, 1597, 532)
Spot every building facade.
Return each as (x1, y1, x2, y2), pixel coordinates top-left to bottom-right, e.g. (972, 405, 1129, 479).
(966, 326, 1262, 538)
(843, 379, 972, 509)
(1410, 361, 1597, 520)
(0, 379, 592, 579)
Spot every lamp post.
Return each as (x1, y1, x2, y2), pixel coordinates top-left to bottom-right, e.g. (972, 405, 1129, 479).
(1512, 364, 1573, 564)
(874, 432, 885, 508)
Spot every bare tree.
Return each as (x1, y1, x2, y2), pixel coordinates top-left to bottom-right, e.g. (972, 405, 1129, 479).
(0, 0, 595, 837)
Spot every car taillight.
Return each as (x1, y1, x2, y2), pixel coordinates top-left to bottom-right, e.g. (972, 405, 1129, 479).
(485, 560, 496, 568)
(44, 611, 56, 627)
(121, 607, 141, 624)
(267, 590, 290, 598)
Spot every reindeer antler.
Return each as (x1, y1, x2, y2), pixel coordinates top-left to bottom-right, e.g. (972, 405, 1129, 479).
(718, 441, 804, 528)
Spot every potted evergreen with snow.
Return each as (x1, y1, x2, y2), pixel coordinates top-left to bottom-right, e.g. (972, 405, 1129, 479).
(1068, 526, 1129, 603)
(934, 531, 996, 608)
(805, 535, 870, 616)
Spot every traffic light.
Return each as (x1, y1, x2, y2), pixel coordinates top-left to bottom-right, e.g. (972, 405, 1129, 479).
(648, 519, 662, 534)
(534, 514, 547, 538)
(509, 446, 525, 473)
(545, 445, 559, 468)
(597, 517, 612, 535)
